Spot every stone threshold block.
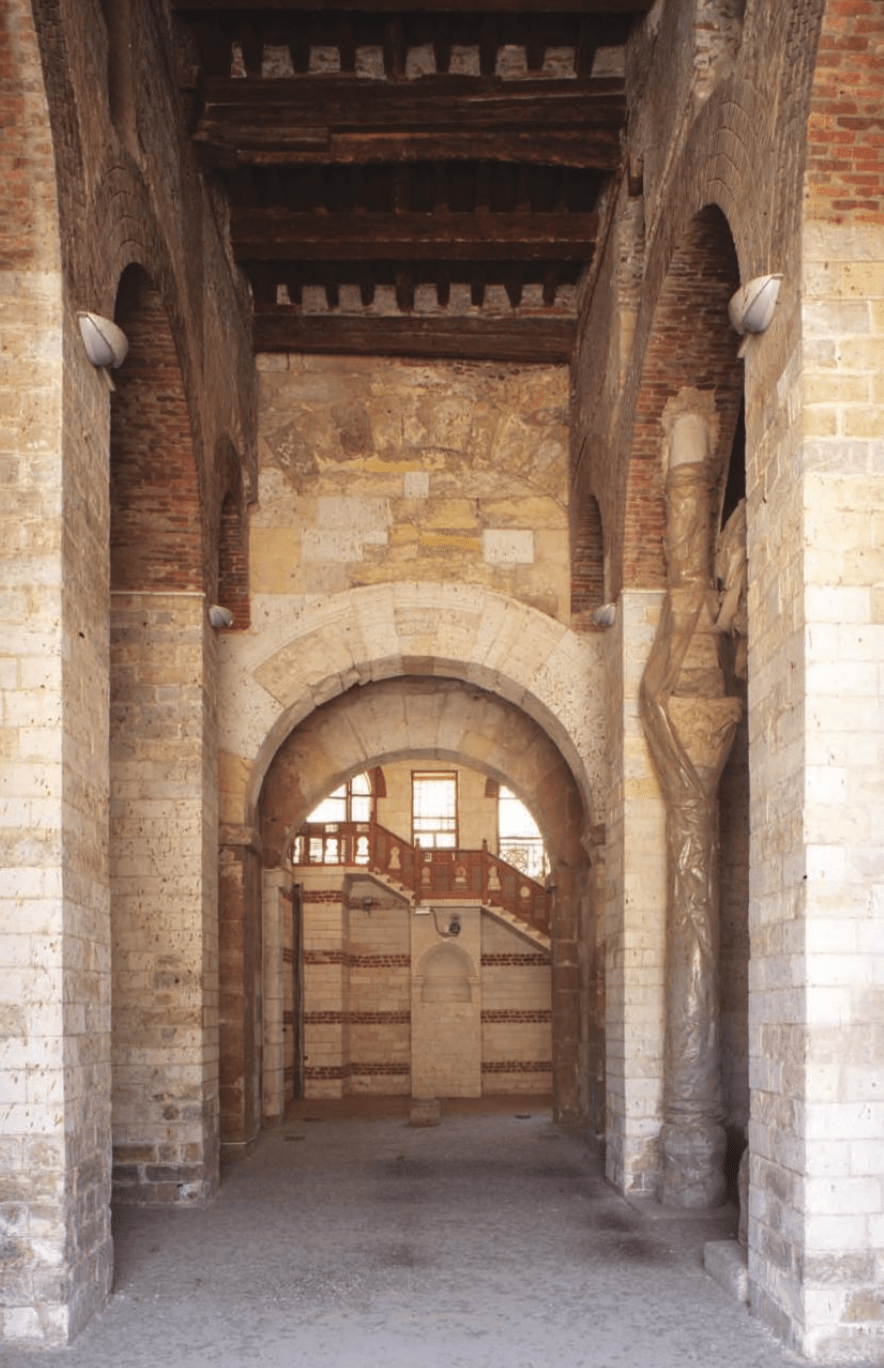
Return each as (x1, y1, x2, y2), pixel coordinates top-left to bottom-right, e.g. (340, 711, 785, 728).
(704, 1240, 748, 1304)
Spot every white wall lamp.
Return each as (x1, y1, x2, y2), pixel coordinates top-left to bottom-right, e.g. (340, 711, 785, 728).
(208, 604, 234, 629)
(728, 273, 783, 338)
(78, 311, 129, 388)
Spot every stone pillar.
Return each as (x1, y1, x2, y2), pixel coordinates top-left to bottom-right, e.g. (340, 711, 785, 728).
(110, 593, 220, 1203)
(219, 827, 263, 1153)
(640, 409, 741, 1208)
(262, 869, 289, 1125)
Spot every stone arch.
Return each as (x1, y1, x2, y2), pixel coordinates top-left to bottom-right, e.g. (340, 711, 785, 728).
(622, 204, 742, 589)
(259, 677, 586, 873)
(220, 663, 599, 1147)
(218, 582, 603, 834)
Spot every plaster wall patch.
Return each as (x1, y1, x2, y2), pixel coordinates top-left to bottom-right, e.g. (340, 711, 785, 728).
(403, 471, 430, 499)
(483, 529, 534, 565)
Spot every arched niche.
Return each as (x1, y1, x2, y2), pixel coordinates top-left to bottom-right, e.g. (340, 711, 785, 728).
(622, 204, 743, 590)
(109, 262, 217, 1210)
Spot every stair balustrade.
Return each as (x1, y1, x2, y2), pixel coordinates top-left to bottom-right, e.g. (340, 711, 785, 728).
(292, 821, 550, 938)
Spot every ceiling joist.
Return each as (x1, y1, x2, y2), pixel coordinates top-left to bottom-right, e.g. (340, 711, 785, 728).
(253, 309, 576, 362)
(232, 209, 599, 259)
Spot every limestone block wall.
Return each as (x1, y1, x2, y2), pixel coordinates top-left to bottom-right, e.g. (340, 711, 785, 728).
(741, 214, 884, 1360)
(252, 355, 571, 623)
(719, 695, 750, 1176)
(0, 6, 114, 1342)
(412, 909, 482, 1098)
(109, 594, 219, 1206)
(294, 869, 551, 1100)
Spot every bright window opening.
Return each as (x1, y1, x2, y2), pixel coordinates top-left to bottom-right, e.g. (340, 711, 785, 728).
(412, 771, 457, 849)
(307, 771, 373, 824)
(293, 772, 374, 865)
(498, 786, 547, 880)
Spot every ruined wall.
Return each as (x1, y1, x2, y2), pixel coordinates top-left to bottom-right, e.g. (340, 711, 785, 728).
(253, 355, 571, 623)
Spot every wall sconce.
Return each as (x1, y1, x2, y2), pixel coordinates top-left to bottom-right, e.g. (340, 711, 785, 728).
(362, 896, 373, 913)
(78, 312, 129, 369)
(208, 604, 234, 629)
(728, 274, 783, 337)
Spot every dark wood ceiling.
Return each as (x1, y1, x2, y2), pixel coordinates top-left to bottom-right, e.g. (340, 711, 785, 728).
(172, 1, 652, 361)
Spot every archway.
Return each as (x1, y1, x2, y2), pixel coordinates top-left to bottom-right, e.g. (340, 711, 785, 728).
(221, 674, 594, 1153)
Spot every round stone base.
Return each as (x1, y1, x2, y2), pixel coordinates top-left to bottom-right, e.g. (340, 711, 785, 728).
(659, 1121, 727, 1209)
(410, 1097, 442, 1127)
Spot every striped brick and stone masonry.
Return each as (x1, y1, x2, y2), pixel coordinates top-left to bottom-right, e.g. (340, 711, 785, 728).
(481, 917, 552, 1092)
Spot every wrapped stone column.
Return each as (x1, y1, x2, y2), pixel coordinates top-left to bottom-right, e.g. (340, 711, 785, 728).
(640, 408, 742, 1208)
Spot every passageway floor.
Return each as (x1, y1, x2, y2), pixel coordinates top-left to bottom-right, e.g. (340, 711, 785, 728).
(6, 1098, 871, 1368)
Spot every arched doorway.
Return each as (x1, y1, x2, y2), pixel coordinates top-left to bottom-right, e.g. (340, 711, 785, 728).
(222, 674, 593, 1153)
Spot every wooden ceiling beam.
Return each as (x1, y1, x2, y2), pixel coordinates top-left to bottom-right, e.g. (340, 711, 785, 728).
(252, 308, 577, 362)
(196, 128, 621, 170)
(175, 1, 651, 14)
(233, 209, 598, 259)
(193, 76, 626, 163)
(198, 73, 624, 116)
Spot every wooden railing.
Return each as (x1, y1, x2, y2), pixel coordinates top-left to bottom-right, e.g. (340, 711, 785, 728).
(292, 820, 551, 937)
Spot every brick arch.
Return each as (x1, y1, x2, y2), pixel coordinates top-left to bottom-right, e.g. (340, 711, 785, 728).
(110, 263, 203, 591)
(215, 438, 251, 629)
(570, 493, 606, 627)
(622, 204, 742, 589)
(219, 582, 603, 831)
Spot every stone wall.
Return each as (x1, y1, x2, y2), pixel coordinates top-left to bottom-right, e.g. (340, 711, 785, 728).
(0, 3, 113, 1344)
(253, 355, 571, 621)
(0, 0, 254, 1345)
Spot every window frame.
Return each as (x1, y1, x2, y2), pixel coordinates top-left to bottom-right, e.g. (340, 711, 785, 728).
(411, 769, 459, 850)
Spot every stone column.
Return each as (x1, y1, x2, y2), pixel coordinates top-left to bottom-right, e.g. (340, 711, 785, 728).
(640, 408, 741, 1208)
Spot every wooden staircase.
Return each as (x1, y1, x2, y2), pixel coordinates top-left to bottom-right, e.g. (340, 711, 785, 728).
(293, 820, 551, 951)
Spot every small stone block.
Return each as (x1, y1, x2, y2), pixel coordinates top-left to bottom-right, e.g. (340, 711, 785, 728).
(410, 1097, 442, 1127)
(704, 1240, 748, 1303)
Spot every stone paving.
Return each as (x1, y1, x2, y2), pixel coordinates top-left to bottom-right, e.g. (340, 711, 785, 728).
(4, 1099, 873, 1368)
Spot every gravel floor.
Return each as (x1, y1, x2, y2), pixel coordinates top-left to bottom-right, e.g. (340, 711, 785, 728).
(3, 1098, 872, 1368)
